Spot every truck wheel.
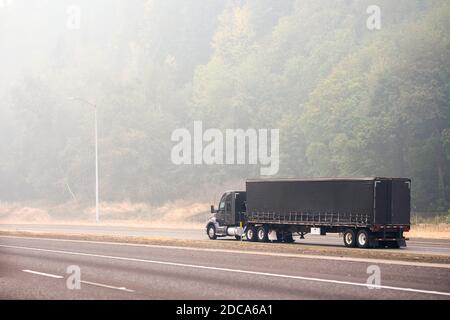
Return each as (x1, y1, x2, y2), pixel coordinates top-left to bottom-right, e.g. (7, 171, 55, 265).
(257, 226, 269, 242)
(356, 229, 370, 248)
(235, 235, 242, 241)
(207, 224, 217, 240)
(246, 226, 257, 242)
(343, 229, 357, 248)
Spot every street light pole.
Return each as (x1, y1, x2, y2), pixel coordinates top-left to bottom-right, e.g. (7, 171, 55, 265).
(68, 97, 100, 223)
(94, 105, 99, 224)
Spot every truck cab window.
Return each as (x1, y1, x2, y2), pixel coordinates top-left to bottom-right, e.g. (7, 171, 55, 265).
(225, 194, 232, 211)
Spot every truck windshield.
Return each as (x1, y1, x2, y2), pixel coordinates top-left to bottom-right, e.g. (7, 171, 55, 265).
(218, 193, 229, 211)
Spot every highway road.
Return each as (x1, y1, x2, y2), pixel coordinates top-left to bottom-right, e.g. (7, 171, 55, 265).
(1, 224, 450, 254)
(0, 235, 449, 300)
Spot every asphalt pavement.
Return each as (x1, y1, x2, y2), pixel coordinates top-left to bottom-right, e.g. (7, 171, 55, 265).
(0, 235, 449, 299)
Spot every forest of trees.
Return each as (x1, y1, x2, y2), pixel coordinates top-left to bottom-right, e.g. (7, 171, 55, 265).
(0, 0, 449, 217)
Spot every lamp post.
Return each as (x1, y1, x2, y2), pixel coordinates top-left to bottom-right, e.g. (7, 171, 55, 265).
(68, 97, 100, 223)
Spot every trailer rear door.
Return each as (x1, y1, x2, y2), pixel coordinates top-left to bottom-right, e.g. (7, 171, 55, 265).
(374, 179, 391, 225)
(391, 179, 411, 225)
(374, 178, 411, 225)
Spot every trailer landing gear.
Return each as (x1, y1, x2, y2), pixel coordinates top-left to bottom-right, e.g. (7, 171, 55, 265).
(283, 233, 295, 243)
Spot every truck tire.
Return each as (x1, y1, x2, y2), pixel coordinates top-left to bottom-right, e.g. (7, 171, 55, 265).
(257, 226, 269, 242)
(343, 229, 357, 248)
(207, 224, 217, 240)
(246, 226, 257, 242)
(356, 229, 370, 248)
(235, 235, 242, 241)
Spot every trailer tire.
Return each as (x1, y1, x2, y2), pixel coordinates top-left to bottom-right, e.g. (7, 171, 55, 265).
(257, 226, 269, 242)
(246, 226, 257, 242)
(207, 224, 217, 240)
(343, 229, 357, 248)
(356, 229, 370, 248)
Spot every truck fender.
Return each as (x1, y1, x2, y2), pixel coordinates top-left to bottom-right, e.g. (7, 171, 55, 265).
(205, 217, 220, 235)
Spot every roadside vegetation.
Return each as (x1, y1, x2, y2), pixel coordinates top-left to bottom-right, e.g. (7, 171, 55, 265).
(0, 1, 449, 216)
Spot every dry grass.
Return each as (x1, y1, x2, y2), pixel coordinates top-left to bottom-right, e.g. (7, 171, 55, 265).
(409, 224, 450, 239)
(0, 202, 51, 222)
(0, 201, 209, 229)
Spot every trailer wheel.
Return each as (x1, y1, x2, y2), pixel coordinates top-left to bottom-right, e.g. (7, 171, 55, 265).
(343, 229, 357, 248)
(257, 226, 269, 242)
(207, 224, 217, 240)
(356, 229, 370, 248)
(246, 226, 257, 242)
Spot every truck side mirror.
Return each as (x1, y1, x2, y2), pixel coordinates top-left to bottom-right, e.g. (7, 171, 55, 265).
(210, 205, 215, 214)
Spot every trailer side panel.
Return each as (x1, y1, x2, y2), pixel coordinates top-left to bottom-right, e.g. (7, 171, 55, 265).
(246, 179, 376, 224)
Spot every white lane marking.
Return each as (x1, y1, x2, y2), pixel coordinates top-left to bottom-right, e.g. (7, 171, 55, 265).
(409, 241, 450, 246)
(80, 280, 134, 293)
(22, 269, 63, 279)
(0, 235, 449, 269)
(22, 268, 133, 293)
(4, 244, 450, 297)
(408, 245, 450, 252)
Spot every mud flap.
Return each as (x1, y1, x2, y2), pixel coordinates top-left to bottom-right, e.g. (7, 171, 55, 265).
(268, 230, 278, 241)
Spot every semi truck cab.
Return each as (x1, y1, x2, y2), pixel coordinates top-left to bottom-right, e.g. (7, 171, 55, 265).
(207, 191, 246, 240)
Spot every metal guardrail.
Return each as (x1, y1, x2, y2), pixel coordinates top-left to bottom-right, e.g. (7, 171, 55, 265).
(245, 212, 370, 226)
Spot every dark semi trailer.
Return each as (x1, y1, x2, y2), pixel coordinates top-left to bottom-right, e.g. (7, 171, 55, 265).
(206, 178, 411, 248)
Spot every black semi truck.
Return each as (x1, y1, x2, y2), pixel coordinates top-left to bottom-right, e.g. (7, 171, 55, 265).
(206, 178, 411, 248)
